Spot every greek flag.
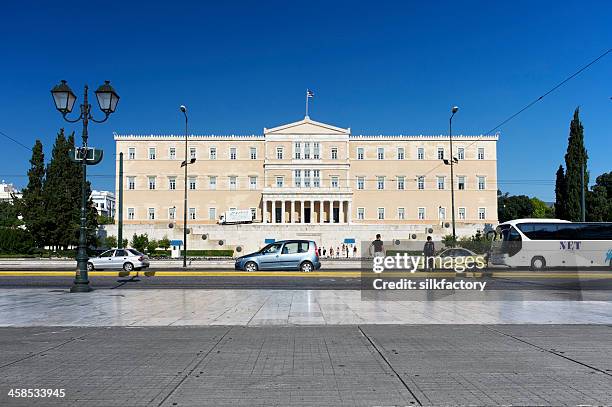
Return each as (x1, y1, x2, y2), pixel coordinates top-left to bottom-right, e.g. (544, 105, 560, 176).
(307, 89, 314, 98)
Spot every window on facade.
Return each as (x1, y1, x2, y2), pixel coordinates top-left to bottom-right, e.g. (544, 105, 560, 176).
(148, 148, 156, 160)
(357, 147, 364, 160)
(437, 147, 444, 160)
(397, 176, 405, 190)
(128, 176, 135, 190)
(189, 177, 196, 190)
(190, 147, 196, 159)
(397, 147, 405, 160)
(209, 147, 217, 160)
(377, 208, 385, 220)
(437, 176, 445, 190)
(148, 176, 156, 190)
(417, 176, 425, 190)
(458, 176, 465, 190)
(169, 207, 176, 220)
(478, 147, 485, 160)
(417, 147, 424, 160)
(397, 207, 405, 220)
(128, 148, 135, 160)
(478, 207, 486, 220)
(148, 208, 155, 220)
(418, 207, 425, 220)
(229, 176, 237, 190)
(294, 142, 301, 159)
(377, 176, 385, 190)
(276, 176, 284, 188)
(276, 147, 283, 160)
(294, 170, 302, 187)
(478, 176, 486, 190)
(169, 177, 176, 190)
(128, 208, 135, 220)
(377, 147, 384, 160)
(250, 208, 256, 220)
(458, 207, 466, 220)
(302, 170, 310, 187)
(250, 147, 257, 160)
(249, 176, 257, 190)
(313, 142, 320, 159)
(230, 147, 237, 160)
(304, 143, 310, 159)
(357, 208, 365, 220)
(209, 207, 216, 221)
(209, 176, 217, 190)
(169, 147, 176, 160)
(331, 148, 338, 160)
(313, 170, 320, 187)
(331, 176, 339, 188)
(189, 208, 196, 220)
(457, 148, 464, 160)
(438, 207, 446, 220)
(357, 177, 365, 190)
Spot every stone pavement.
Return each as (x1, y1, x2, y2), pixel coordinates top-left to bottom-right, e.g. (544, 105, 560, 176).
(1, 325, 612, 406)
(2, 288, 612, 326)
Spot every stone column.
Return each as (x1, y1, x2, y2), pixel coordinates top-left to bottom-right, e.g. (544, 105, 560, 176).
(339, 200, 344, 224)
(347, 200, 352, 224)
(310, 200, 315, 224)
(319, 200, 324, 224)
(281, 200, 286, 224)
(291, 200, 295, 223)
(271, 200, 276, 224)
(300, 200, 305, 223)
(263, 200, 268, 223)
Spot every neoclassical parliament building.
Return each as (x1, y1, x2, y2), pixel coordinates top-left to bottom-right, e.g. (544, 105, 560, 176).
(112, 116, 498, 252)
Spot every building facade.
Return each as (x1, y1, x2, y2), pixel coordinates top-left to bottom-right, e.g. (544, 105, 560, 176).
(112, 117, 498, 252)
(0, 181, 22, 202)
(90, 190, 116, 218)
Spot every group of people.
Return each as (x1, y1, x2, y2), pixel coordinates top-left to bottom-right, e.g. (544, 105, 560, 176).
(320, 243, 358, 258)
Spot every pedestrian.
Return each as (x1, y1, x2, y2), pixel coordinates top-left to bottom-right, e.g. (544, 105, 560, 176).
(346, 245, 349, 258)
(353, 245, 357, 257)
(322, 247, 327, 257)
(336, 246, 340, 258)
(330, 247, 334, 258)
(424, 236, 435, 272)
(368, 234, 385, 258)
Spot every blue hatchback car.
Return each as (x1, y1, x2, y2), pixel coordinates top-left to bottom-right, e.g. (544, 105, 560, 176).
(235, 240, 321, 272)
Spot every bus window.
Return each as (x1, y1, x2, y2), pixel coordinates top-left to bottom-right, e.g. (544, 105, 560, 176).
(504, 226, 522, 257)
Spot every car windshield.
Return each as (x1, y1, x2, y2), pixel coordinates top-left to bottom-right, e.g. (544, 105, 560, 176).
(99, 249, 114, 257)
(260, 243, 282, 254)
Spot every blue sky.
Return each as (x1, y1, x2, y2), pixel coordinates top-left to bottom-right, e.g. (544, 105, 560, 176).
(0, 0, 610, 201)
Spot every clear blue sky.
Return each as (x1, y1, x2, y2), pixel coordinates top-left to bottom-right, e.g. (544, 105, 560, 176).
(1, 0, 610, 201)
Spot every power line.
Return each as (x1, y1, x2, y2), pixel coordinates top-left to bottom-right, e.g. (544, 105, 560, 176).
(0, 130, 31, 151)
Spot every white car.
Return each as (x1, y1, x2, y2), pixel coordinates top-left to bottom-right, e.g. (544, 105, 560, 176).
(87, 248, 150, 272)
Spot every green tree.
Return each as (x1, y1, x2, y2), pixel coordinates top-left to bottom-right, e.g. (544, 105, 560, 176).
(147, 239, 159, 254)
(563, 108, 588, 221)
(0, 200, 22, 228)
(586, 172, 612, 221)
(104, 235, 117, 248)
(20, 140, 47, 248)
(554, 165, 568, 220)
(497, 191, 534, 223)
(530, 197, 554, 219)
(158, 235, 171, 250)
(130, 233, 149, 253)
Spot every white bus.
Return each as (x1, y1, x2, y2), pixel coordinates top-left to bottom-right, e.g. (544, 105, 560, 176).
(489, 219, 612, 270)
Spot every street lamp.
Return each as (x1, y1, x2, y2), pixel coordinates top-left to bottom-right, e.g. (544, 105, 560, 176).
(179, 105, 193, 268)
(448, 106, 459, 245)
(51, 80, 120, 292)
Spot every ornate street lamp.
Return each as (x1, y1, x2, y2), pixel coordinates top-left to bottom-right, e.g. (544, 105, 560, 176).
(51, 80, 120, 292)
(448, 106, 459, 245)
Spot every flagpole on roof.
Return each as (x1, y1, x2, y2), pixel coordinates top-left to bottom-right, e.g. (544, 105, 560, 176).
(305, 89, 309, 118)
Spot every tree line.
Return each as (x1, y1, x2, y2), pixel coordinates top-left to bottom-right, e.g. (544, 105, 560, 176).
(1, 129, 98, 252)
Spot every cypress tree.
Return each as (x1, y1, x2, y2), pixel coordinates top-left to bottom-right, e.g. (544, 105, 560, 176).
(563, 108, 588, 221)
(21, 140, 47, 247)
(554, 165, 568, 220)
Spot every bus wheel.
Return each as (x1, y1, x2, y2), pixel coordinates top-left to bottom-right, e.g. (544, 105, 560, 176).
(530, 256, 546, 271)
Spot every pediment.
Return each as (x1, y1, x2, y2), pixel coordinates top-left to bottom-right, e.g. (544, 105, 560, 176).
(264, 117, 350, 135)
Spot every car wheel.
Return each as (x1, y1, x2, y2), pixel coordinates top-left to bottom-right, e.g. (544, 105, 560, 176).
(245, 261, 258, 272)
(123, 262, 134, 272)
(300, 261, 313, 272)
(530, 256, 546, 271)
(87, 262, 94, 272)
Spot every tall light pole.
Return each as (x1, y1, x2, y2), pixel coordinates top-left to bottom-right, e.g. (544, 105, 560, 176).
(449, 106, 459, 245)
(51, 80, 120, 292)
(179, 105, 191, 268)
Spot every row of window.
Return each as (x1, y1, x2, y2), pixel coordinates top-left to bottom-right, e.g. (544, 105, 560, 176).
(127, 206, 487, 221)
(129, 146, 487, 161)
(128, 175, 487, 191)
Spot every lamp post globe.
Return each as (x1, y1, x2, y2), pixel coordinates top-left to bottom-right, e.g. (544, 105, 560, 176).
(51, 80, 77, 114)
(452, 106, 459, 114)
(94, 81, 120, 114)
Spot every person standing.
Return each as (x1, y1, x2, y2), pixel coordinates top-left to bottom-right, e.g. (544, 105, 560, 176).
(353, 245, 357, 257)
(424, 236, 436, 271)
(368, 234, 385, 258)
(330, 247, 334, 258)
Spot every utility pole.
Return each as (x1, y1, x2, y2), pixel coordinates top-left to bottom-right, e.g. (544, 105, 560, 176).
(118, 152, 123, 248)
